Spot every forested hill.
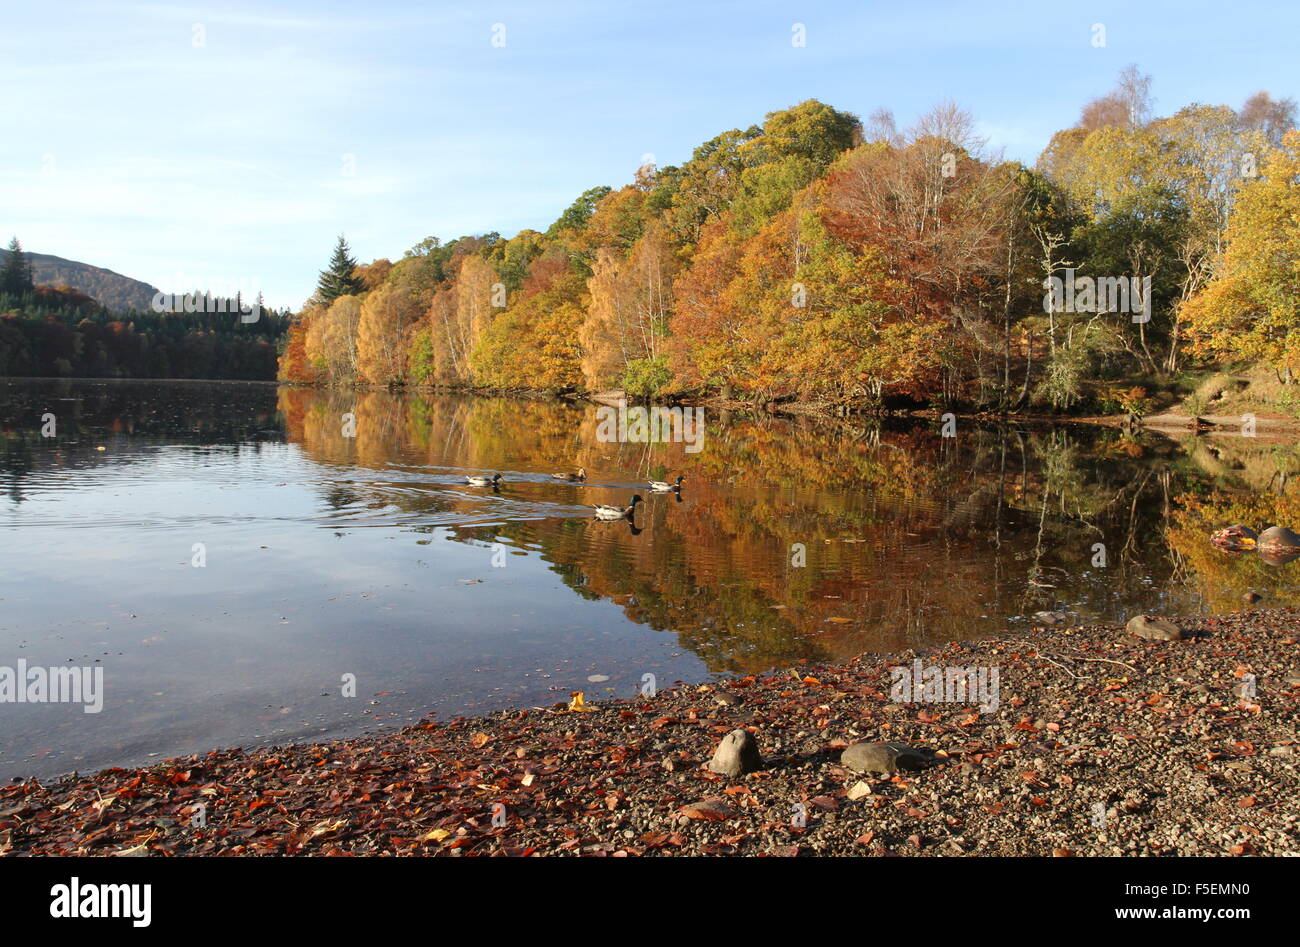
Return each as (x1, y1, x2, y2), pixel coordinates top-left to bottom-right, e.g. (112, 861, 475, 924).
(0, 240, 291, 380)
(28, 252, 161, 312)
(281, 73, 1300, 417)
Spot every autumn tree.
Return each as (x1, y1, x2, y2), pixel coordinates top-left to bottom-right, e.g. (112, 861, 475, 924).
(546, 186, 614, 238)
(440, 254, 499, 385)
(1238, 91, 1298, 147)
(1054, 100, 1269, 372)
(1181, 131, 1300, 379)
(1080, 65, 1154, 132)
(822, 103, 1017, 404)
(356, 280, 422, 385)
(305, 294, 363, 383)
(580, 248, 629, 390)
(471, 254, 584, 390)
(277, 92, 1300, 413)
(668, 215, 749, 393)
(487, 230, 544, 291)
(825, 103, 1012, 323)
(1038, 67, 1154, 195)
(659, 127, 762, 245)
(782, 205, 944, 405)
(579, 225, 674, 392)
(277, 319, 317, 384)
(355, 259, 393, 291)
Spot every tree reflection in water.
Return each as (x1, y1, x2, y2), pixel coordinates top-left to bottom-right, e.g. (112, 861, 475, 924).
(277, 387, 1300, 673)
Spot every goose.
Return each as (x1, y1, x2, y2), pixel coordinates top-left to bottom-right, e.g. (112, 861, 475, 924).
(552, 467, 587, 482)
(593, 495, 642, 520)
(648, 474, 685, 492)
(466, 473, 502, 487)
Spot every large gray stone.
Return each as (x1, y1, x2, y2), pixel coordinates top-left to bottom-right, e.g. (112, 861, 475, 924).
(1258, 525, 1300, 549)
(840, 741, 928, 775)
(706, 728, 762, 776)
(1126, 615, 1184, 641)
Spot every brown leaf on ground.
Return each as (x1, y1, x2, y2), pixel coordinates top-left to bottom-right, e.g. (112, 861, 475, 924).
(678, 798, 737, 821)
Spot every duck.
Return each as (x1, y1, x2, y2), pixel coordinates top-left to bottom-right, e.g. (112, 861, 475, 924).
(648, 474, 685, 492)
(552, 467, 587, 482)
(466, 473, 502, 487)
(593, 495, 642, 520)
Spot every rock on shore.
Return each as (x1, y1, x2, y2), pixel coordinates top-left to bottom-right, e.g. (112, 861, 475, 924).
(1126, 615, 1185, 641)
(841, 742, 929, 775)
(706, 728, 763, 776)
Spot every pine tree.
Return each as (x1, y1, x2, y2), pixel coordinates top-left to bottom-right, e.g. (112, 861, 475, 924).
(0, 236, 34, 297)
(316, 235, 365, 304)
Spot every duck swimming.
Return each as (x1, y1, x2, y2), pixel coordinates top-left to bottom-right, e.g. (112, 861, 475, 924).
(593, 495, 642, 520)
(466, 473, 503, 487)
(552, 467, 587, 481)
(648, 474, 685, 492)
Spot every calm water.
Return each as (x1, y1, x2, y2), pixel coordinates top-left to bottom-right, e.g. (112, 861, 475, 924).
(2, 378, 1296, 779)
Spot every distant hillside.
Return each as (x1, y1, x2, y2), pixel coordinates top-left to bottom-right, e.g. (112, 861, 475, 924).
(28, 252, 160, 312)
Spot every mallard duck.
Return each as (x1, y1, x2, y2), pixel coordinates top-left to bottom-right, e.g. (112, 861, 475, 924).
(466, 473, 502, 487)
(593, 495, 642, 520)
(648, 474, 685, 492)
(552, 467, 586, 481)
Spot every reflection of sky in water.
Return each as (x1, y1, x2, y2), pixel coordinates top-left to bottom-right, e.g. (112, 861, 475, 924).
(0, 383, 701, 778)
(0, 378, 1295, 779)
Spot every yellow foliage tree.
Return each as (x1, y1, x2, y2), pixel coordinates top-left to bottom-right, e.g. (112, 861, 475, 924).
(305, 294, 362, 383)
(1181, 130, 1300, 378)
(579, 226, 674, 391)
(470, 257, 585, 390)
(356, 281, 422, 385)
(420, 255, 500, 386)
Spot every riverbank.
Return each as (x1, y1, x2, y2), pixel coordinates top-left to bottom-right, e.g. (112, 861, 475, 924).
(3, 609, 1297, 856)
(276, 379, 1300, 439)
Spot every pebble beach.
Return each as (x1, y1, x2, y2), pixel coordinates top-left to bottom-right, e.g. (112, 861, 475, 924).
(3, 609, 1297, 857)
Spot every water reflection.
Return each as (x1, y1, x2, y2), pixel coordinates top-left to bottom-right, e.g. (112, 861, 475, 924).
(276, 386, 1270, 663)
(2, 377, 1299, 777)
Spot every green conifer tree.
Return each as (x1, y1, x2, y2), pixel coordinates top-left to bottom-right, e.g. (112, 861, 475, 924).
(316, 235, 365, 304)
(0, 236, 35, 297)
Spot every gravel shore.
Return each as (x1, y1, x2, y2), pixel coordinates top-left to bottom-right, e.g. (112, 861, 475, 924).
(3, 609, 1297, 856)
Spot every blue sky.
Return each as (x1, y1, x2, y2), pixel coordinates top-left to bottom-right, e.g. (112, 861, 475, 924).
(3, 1, 1297, 310)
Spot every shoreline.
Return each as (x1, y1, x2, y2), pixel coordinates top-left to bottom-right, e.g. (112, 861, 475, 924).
(2, 609, 1297, 856)
(282, 380, 1300, 438)
(11, 376, 1300, 438)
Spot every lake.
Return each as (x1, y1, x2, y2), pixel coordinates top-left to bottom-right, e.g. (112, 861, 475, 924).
(1, 377, 1295, 779)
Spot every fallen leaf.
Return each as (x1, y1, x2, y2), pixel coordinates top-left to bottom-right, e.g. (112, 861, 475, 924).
(678, 798, 737, 821)
(568, 691, 595, 712)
